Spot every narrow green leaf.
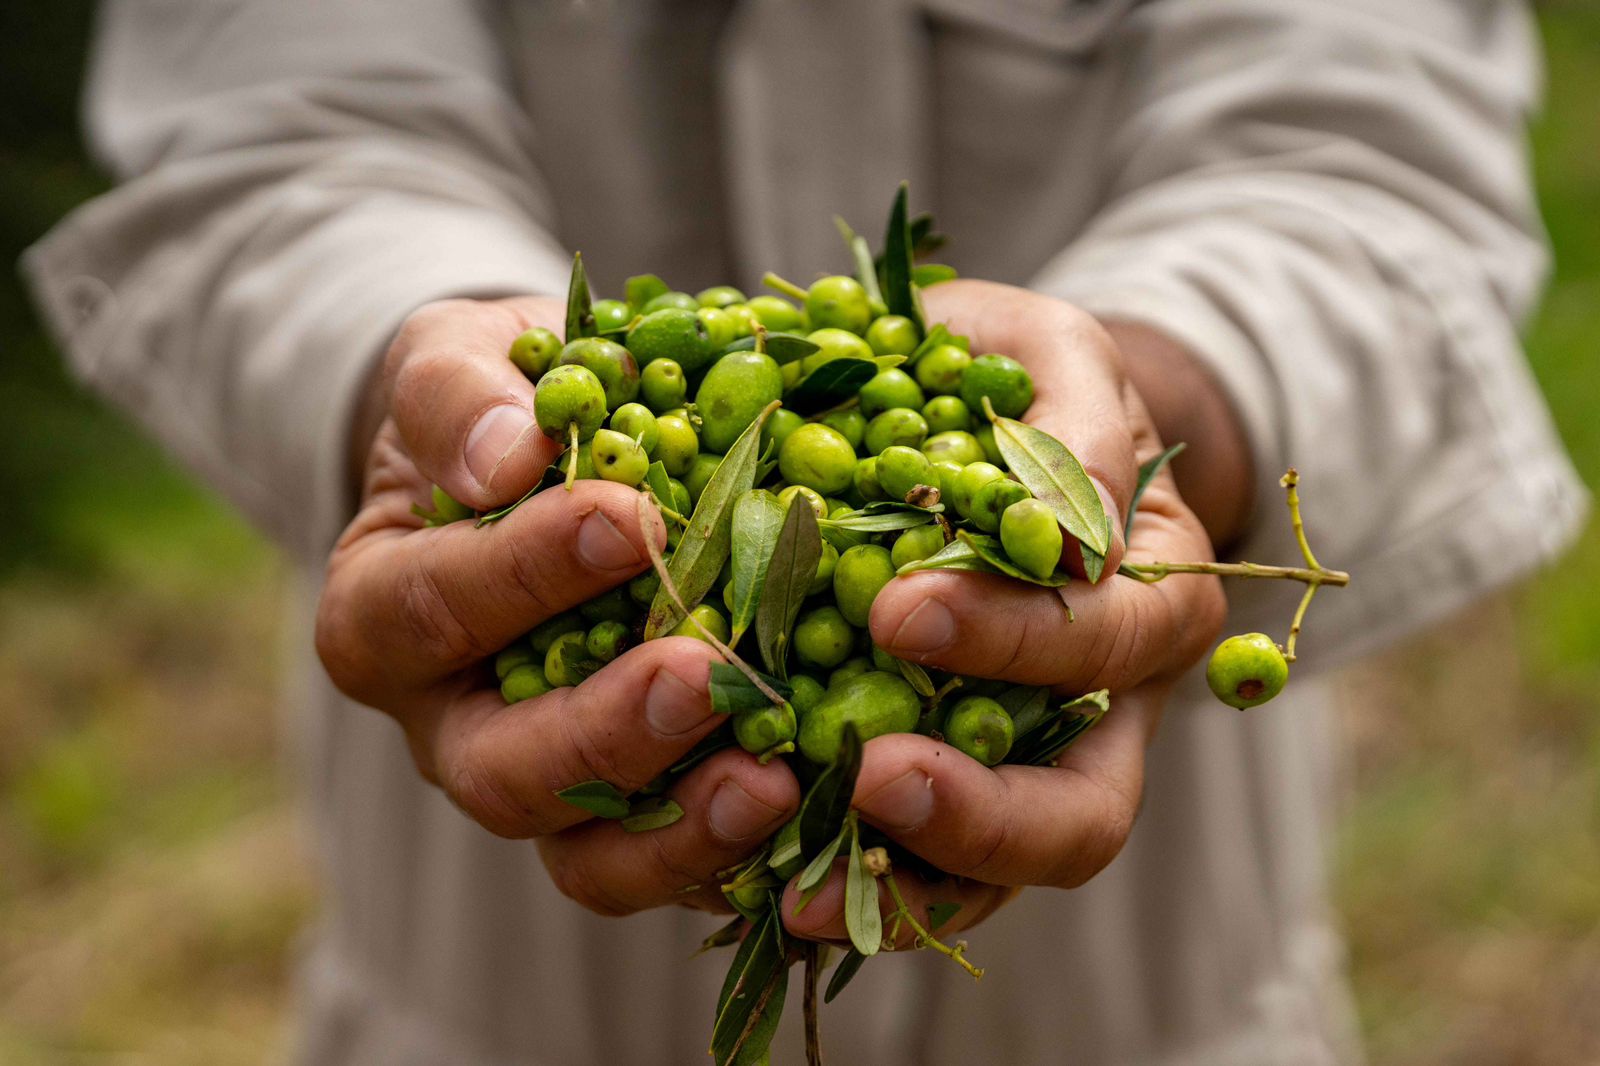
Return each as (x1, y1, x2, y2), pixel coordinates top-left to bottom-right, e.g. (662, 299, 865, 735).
(897, 658, 936, 698)
(555, 780, 630, 820)
(755, 498, 824, 678)
(988, 408, 1110, 555)
(997, 685, 1051, 737)
(722, 332, 820, 365)
(730, 490, 787, 640)
(791, 820, 848, 915)
(894, 536, 993, 576)
(872, 354, 908, 370)
(767, 817, 804, 874)
(622, 797, 685, 833)
(926, 902, 963, 932)
(694, 915, 746, 957)
(908, 213, 947, 259)
(1080, 513, 1114, 584)
(844, 816, 883, 957)
(1127, 442, 1187, 538)
(906, 322, 970, 368)
(709, 662, 792, 715)
(957, 532, 1073, 588)
(820, 509, 939, 534)
(474, 482, 540, 527)
(881, 182, 923, 333)
(625, 273, 670, 313)
(785, 358, 879, 415)
(1009, 689, 1111, 766)
(823, 948, 868, 1004)
(646, 403, 776, 637)
(911, 263, 958, 287)
(645, 460, 674, 512)
(835, 215, 889, 313)
(711, 903, 789, 1066)
(564, 252, 595, 340)
(797, 723, 863, 857)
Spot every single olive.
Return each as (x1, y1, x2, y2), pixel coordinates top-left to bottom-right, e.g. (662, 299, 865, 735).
(788, 674, 827, 716)
(556, 337, 640, 409)
(929, 460, 965, 503)
(585, 620, 630, 663)
(805, 275, 872, 334)
(876, 445, 936, 502)
(723, 304, 761, 338)
(808, 541, 840, 595)
(501, 663, 555, 704)
(639, 358, 688, 412)
(891, 524, 948, 569)
(865, 314, 919, 357)
(429, 484, 474, 524)
(579, 586, 634, 625)
(801, 328, 874, 375)
(950, 461, 1006, 519)
(778, 483, 829, 523)
(999, 498, 1064, 580)
(793, 605, 855, 671)
(746, 295, 804, 332)
(762, 408, 806, 454)
(696, 307, 738, 351)
(922, 395, 972, 434)
(829, 657, 874, 687)
(667, 477, 692, 516)
(922, 430, 986, 467)
(797, 671, 920, 764)
(528, 612, 586, 654)
(669, 603, 731, 645)
(974, 423, 1005, 467)
(914, 343, 972, 396)
(562, 446, 598, 482)
(970, 478, 1031, 533)
(628, 571, 660, 607)
(960, 353, 1034, 418)
(696, 285, 747, 309)
(494, 642, 537, 680)
(853, 456, 886, 501)
(641, 291, 700, 314)
(695, 350, 784, 452)
(781, 360, 804, 390)
(653, 414, 699, 478)
(590, 428, 650, 485)
(734, 701, 798, 757)
(1206, 633, 1290, 709)
(682, 452, 723, 505)
(943, 696, 1015, 766)
(820, 409, 868, 451)
(534, 364, 608, 441)
(864, 408, 929, 455)
(833, 544, 896, 627)
(591, 298, 632, 334)
(508, 326, 563, 379)
(859, 368, 925, 418)
(544, 630, 599, 688)
(626, 308, 715, 373)
(778, 423, 856, 495)
(608, 402, 660, 455)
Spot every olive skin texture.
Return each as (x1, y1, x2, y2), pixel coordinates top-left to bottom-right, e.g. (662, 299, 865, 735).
(696, 307, 739, 350)
(801, 328, 874, 374)
(544, 630, 598, 687)
(762, 408, 806, 454)
(999, 498, 1064, 580)
(778, 483, 829, 522)
(682, 451, 723, 505)
(852, 456, 886, 501)
(829, 657, 874, 687)
(914, 343, 972, 396)
(500, 663, 555, 704)
(639, 358, 688, 412)
(876, 445, 935, 503)
(508, 326, 562, 379)
(960, 353, 1034, 418)
(628, 571, 660, 606)
(891, 524, 947, 568)
(921, 430, 986, 467)
(950, 461, 1006, 519)
(805, 275, 872, 334)
(696, 285, 747, 309)
(608, 402, 659, 454)
(591, 298, 632, 333)
(641, 291, 700, 314)
(556, 337, 640, 409)
(653, 414, 699, 478)
(865, 314, 919, 356)
(694, 350, 784, 452)
(579, 586, 634, 624)
(820, 408, 867, 451)
(746, 295, 804, 332)
(779, 423, 857, 496)
(585, 620, 630, 663)
(798, 671, 921, 764)
(627, 308, 715, 373)
(833, 544, 896, 627)
(970, 478, 1032, 533)
(808, 541, 839, 595)
(943, 696, 1015, 766)
(1206, 633, 1290, 709)
(528, 612, 586, 654)
(494, 642, 538, 680)
(734, 701, 798, 756)
(922, 395, 972, 433)
(590, 428, 650, 485)
(788, 674, 827, 716)
(669, 603, 732, 645)
(534, 364, 608, 441)
(975, 423, 1005, 466)
(929, 460, 965, 503)
(864, 408, 929, 455)
(793, 605, 855, 671)
(859, 368, 925, 418)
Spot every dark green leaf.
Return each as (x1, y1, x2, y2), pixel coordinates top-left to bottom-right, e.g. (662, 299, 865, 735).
(711, 902, 789, 1066)
(785, 358, 879, 415)
(721, 331, 821, 365)
(622, 797, 685, 833)
(1127, 442, 1186, 538)
(646, 404, 775, 637)
(564, 252, 595, 340)
(625, 273, 670, 313)
(926, 902, 962, 932)
(958, 532, 1073, 588)
(694, 915, 746, 957)
(797, 723, 864, 856)
(709, 662, 792, 715)
(881, 182, 923, 334)
(835, 215, 888, 310)
(823, 948, 868, 1004)
(1080, 513, 1114, 584)
(911, 263, 958, 287)
(997, 685, 1051, 737)
(556, 637, 603, 681)
(872, 354, 908, 371)
(1008, 689, 1111, 766)
(791, 820, 848, 914)
(474, 482, 539, 527)
(555, 780, 630, 820)
(854, 500, 945, 516)
(988, 410, 1110, 555)
(908, 212, 947, 259)
(755, 498, 824, 678)
(767, 817, 804, 874)
(844, 817, 883, 956)
(730, 490, 787, 640)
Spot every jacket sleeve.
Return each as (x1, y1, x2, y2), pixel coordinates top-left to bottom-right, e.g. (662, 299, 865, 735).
(21, 0, 572, 561)
(1032, 0, 1588, 663)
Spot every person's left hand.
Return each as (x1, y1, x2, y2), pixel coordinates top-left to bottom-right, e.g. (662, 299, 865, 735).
(781, 280, 1228, 945)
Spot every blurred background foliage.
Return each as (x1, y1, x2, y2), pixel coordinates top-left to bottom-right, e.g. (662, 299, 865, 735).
(0, 3, 1594, 1064)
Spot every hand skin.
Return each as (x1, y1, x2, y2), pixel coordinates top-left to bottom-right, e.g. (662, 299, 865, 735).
(781, 280, 1243, 948)
(317, 296, 800, 918)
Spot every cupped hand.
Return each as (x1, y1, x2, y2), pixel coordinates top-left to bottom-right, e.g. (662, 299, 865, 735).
(315, 296, 799, 917)
(784, 280, 1227, 946)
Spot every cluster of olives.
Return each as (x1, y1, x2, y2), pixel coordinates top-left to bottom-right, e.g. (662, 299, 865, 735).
(480, 271, 1086, 768)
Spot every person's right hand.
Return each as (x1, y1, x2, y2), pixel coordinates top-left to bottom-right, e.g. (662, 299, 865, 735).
(315, 296, 800, 917)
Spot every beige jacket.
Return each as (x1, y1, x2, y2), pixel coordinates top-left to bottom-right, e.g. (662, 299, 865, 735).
(24, 2, 1587, 1063)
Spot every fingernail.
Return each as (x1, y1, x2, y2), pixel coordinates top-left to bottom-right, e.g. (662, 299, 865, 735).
(646, 665, 711, 736)
(465, 404, 535, 491)
(709, 780, 785, 842)
(858, 770, 934, 830)
(887, 599, 955, 655)
(577, 510, 642, 571)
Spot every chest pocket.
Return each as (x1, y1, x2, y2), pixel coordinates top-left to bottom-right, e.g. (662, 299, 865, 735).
(919, 0, 1141, 285)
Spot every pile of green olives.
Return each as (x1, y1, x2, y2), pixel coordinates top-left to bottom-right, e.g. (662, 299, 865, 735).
(479, 274, 1071, 769)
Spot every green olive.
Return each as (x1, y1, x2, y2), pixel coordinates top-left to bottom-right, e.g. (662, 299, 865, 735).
(788, 674, 826, 717)
(808, 541, 839, 595)
(508, 326, 563, 379)
(801, 328, 874, 374)
(746, 295, 804, 332)
(579, 586, 634, 625)
(960, 353, 1034, 419)
(494, 642, 537, 680)
(950, 461, 1005, 519)
(762, 408, 806, 454)
(429, 484, 474, 524)
(876, 445, 936, 502)
(922, 395, 972, 433)
(501, 663, 555, 704)
(734, 701, 798, 757)
(864, 408, 929, 455)
(805, 275, 872, 334)
(640, 291, 700, 314)
(626, 308, 715, 373)
(975, 423, 1005, 467)
(914, 343, 972, 396)
(833, 544, 896, 627)
(970, 478, 1032, 533)
(628, 571, 660, 607)
(694, 350, 784, 452)
(696, 285, 747, 309)
(999, 498, 1064, 580)
(669, 603, 731, 645)
(797, 671, 920, 764)
(696, 307, 739, 350)
(585, 620, 630, 663)
(590, 428, 650, 485)
(544, 630, 599, 688)
(556, 337, 640, 409)
(591, 298, 632, 334)
(828, 657, 874, 687)
(653, 414, 699, 477)
(929, 460, 965, 504)
(778, 423, 856, 495)
(865, 314, 919, 357)
(820, 409, 868, 452)
(859, 368, 925, 418)
(609, 402, 659, 454)
(528, 612, 586, 654)
(534, 364, 608, 442)
(891, 524, 947, 568)
(793, 605, 855, 671)
(852, 456, 886, 502)
(1205, 633, 1290, 709)
(777, 483, 829, 524)
(723, 304, 761, 339)
(639, 358, 688, 413)
(943, 696, 1014, 766)
(682, 451, 723, 505)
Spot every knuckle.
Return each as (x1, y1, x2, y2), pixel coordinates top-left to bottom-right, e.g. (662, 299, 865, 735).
(644, 825, 714, 890)
(1057, 781, 1136, 888)
(401, 562, 493, 668)
(553, 705, 635, 795)
(504, 533, 567, 621)
(549, 857, 636, 917)
(966, 806, 1016, 884)
(448, 748, 537, 839)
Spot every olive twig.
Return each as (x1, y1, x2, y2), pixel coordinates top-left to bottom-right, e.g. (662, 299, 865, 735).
(565, 421, 580, 491)
(881, 871, 984, 981)
(762, 271, 811, 303)
(803, 943, 824, 1066)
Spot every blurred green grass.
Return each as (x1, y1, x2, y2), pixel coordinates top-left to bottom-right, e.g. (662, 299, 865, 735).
(0, 4, 1594, 1064)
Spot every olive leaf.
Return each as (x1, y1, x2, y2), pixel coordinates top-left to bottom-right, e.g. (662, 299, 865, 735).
(622, 797, 685, 833)
(880, 182, 924, 334)
(785, 358, 879, 415)
(565, 252, 596, 340)
(474, 482, 540, 527)
(694, 915, 747, 958)
(767, 817, 804, 874)
(711, 899, 789, 1066)
(554, 780, 630, 820)
(667, 728, 737, 778)
(709, 662, 793, 715)
(819, 509, 939, 534)
(986, 403, 1110, 556)
(823, 947, 868, 1004)
(755, 498, 824, 678)
(625, 273, 670, 313)
(722, 331, 821, 365)
(835, 215, 889, 312)
(897, 658, 936, 698)
(1127, 441, 1186, 538)
(894, 537, 993, 576)
(729, 490, 787, 641)
(1080, 513, 1115, 584)
(645, 403, 776, 638)
(912, 263, 958, 287)
(996, 685, 1051, 737)
(645, 460, 675, 512)
(1008, 689, 1111, 766)
(957, 532, 1073, 589)
(844, 815, 884, 957)
(554, 636, 603, 682)
(926, 902, 963, 932)
(907, 322, 970, 367)
(790, 820, 848, 915)
(798, 722, 864, 857)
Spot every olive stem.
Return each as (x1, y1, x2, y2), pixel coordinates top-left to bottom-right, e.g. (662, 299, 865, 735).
(753, 322, 768, 355)
(762, 271, 810, 303)
(1280, 469, 1323, 571)
(1119, 560, 1348, 586)
(803, 943, 824, 1066)
(881, 872, 984, 981)
(1283, 580, 1319, 663)
(757, 741, 795, 765)
(565, 422, 580, 491)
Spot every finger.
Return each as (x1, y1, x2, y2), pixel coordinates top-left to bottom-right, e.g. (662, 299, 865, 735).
(781, 859, 1013, 948)
(387, 296, 566, 509)
(537, 748, 799, 916)
(318, 479, 663, 700)
(846, 687, 1163, 888)
(867, 478, 1221, 691)
(424, 637, 729, 839)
